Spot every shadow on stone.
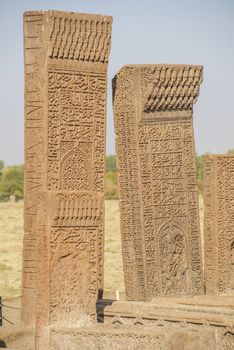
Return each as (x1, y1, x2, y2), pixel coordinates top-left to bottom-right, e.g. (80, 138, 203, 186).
(0, 340, 7, 348)
(96, 289, 114, 323)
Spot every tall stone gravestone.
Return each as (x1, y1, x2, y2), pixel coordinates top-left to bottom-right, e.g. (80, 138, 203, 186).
(203, 155, 234, 295)
(22, 10, 112, 346)
(113, 65, 204, 300)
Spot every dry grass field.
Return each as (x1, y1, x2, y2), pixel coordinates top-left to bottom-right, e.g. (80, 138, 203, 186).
(0, 201, 23, 299)
(0, 198, 204, 300)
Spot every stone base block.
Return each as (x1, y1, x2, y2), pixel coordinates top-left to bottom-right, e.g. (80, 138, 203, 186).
(50, 296, 234, 350)
(50, 326, 214, 350)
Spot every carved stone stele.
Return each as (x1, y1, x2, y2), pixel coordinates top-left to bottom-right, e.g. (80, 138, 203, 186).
(203, 155, 234, 295)
(22, 10, 112, 348)
(113, 65, 204, 300)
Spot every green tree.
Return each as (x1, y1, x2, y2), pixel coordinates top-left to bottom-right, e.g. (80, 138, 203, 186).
(0, 165, 24, 201)
(0, 160, 4, 181)
(105, 155, 118, 199)
(106, 155, 117, 172)
(195, 154, 204, 193)
(227, 149, 234, 154)
(195, 154, 203, 180)
(105, 171, 118, 199)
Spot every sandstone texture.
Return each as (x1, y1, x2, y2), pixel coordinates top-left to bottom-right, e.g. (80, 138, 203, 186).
(203, 154, 234, 295)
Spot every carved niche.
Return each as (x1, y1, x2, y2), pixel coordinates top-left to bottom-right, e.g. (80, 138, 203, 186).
(157, 221, 191, 296)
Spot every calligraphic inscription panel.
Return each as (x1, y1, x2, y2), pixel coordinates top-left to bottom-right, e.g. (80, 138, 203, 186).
(113, 65, 204, 299)
(47, 69, 106, 192)
(139, 122, 202, 297)
(113, 66, 146, 300)
(203, 155, 234, 295)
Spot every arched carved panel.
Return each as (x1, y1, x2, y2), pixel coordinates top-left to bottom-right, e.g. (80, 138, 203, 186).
(157, 221, 191, 296)
(60, 143, 93, 190)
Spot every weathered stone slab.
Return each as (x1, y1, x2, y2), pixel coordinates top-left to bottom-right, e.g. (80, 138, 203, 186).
(50, 327, 214, 350)
(113, 65, 204, 300)
(99, 296, 234, 328)
(22, 9, 112, 348)
(203, 155, 234, 295)
(50, 296, 234, 350)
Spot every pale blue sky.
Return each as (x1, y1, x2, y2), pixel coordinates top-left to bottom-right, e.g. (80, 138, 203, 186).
(0, 0, 233, 165)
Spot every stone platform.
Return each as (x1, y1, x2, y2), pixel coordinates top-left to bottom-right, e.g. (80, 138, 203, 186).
(50, 296, 234, 350)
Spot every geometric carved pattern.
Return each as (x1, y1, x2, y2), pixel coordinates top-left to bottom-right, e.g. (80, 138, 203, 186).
(22, 11, 112, 349)
(203, 155, 234, 295)
(143, 65, 203, 112)
(48, 13, 112, 63)
(52, 197, 103, 227)
(113, 65, 204, 300)
(101, 298, 234, 331)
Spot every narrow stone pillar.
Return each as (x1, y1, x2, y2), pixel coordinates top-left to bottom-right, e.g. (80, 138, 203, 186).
(203, 155, 234, 295)
(113, 65, 204, 300)
(22, 9, 112, 346)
